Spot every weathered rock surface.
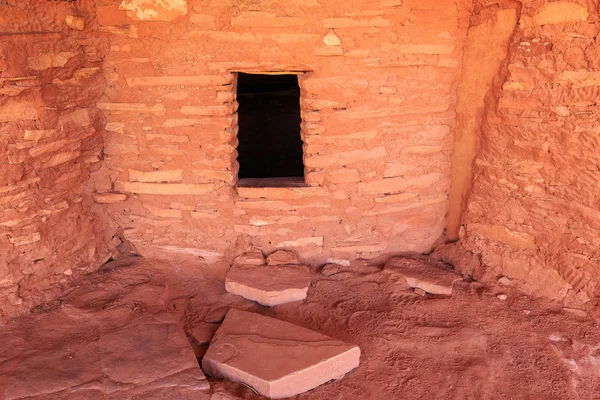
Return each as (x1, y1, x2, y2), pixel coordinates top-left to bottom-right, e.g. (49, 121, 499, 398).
(0, 268, 210, 400)
(225, 264, 310, 306)
(202, 309, 361, 399)
(385, 257, 462, 295)
(266, 249, 299, 266)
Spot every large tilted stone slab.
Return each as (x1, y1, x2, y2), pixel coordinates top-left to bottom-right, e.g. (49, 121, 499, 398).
(385, 257, 462, 295)
(202, 309, 360, 399)
(225, 264, 309, 306)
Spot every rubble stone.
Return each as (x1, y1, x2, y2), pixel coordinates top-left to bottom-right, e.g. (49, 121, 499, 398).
(225, 264, 310, 306)
(266, 250, 299, 266)
(385, 257, 462, 295)
(233, 249, 265, 266)
(202, 309, 360, 399)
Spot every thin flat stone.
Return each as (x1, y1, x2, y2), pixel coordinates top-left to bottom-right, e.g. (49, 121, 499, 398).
(385, 257, 462, 295)
(225, 264, 309, 306)
(266, 249, 299, 266)
(202, 309, 360, 399)
(233, 249, 265, 266)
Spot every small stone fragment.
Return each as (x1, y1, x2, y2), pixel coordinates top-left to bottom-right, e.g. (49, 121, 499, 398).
(321, 264, 343, 277)
(385, 257, 462, 295)
(266, 249, 299, 266)
(225, 264, 310, 306)
(414, 288, 427, 296)
(497, 294, 508, 300)
(202, 309, 360, 399)
(498, 276, 513, 286)
(65, 15, 85, 31)
(233, 249, 265, 266)
(323, 29, 341, 46)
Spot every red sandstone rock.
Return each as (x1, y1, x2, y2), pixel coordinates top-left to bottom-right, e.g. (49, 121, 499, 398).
(385, 257, 462, 295)
(202, 309, 361, 398)
(233, 249, 265, 266)
(266, 249, 299, 266)
(225, 264, 309, 306)
(189, 323, 220, 345)
(65, 15, 85, 30)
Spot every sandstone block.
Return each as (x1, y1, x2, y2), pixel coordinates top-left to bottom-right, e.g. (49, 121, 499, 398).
(233, 249, 265, 266)
(126, 75, 231, 87)
(144, 204, 182, 219)
(42, 151, 81, 169)
(23, 130, 56, 141)
(236, 183, 327, 199)
(385, 257, 462, 295)
(9, 232, 41, 246)
(467, 223, 537, 250)
(313, 46, 344, 56)
(146, 134, 189, 143)
(0, 100, 38, 121)
(189, 13, 216, 27)
(358, 173, 440, 194)
(305, 146, 386, 168)
(555, 71, 600, 88)
(276, 237, 324, 248)
(27, 52, 75, 71)
(120, 0, 188, 21)
(390, 43, 455, 55)
(323, 30, 341, 46)
(114, 181, 214, 195)
(532, 2, 589, 25)
(97, 103, 166, 115)
(231, 12, 305, 27)
(323, 16, 390, 28)
(65, 15, 85, 30)
(225, 264, 309, 306)
(266, 250, 299, 266)
(93, 193, 127, 204)
(202, 309, 360, 399)
(129, 169, 183, 183)
(181, 105, 236, 116)
(235, 200, 331, 211)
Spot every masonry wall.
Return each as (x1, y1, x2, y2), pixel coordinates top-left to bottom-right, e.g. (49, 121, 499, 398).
(97, 0, 471, 264)
(462, 1, 600, 315)
(0, 0, 119, 317)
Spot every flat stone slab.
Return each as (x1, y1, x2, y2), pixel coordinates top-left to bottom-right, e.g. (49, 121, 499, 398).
(202, 309, 360, 399)
(225, 264, 310, 306)
(385, 257, 462, 295)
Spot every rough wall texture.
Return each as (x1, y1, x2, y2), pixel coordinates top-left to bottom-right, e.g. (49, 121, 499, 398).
(97, 0, 471, 264)
(0, 0, 119, 317)
(463, 0, 600, 314)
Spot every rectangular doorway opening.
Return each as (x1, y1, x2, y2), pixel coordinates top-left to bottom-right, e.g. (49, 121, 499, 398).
(236, 73, 304, 183)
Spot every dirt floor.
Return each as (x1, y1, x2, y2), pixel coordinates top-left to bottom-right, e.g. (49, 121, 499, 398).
(1, 256, 599, 400)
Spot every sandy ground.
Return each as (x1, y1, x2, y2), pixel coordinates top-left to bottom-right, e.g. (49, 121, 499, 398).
(1, 256, 600, 399)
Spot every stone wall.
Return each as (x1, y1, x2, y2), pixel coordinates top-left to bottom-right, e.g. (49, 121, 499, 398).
(97, 0, 471, 264)
(462, 0, 600, 314)
(0, 0, 119, 317)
